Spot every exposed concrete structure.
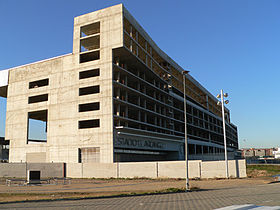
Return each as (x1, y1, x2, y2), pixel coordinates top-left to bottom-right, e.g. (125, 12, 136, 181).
(0, 4, 238, 164)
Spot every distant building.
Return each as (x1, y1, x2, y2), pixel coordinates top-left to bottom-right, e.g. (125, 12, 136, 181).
(273, 148, 280, 159)
(241, 148, 275, 158)
(242, 149, 255, 157)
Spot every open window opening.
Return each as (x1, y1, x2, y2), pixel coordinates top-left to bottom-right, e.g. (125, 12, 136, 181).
(79, 69, 100, 79)
(80, 35, 100, 52)
(79, 119, 100, 129)
(27, 110, 47, 143)
(79, 102, 100, 112)
(80, 51, 100, 63)
(28, 94, 48, 104)
(79, 85, 100, 96)
(80, 22, 100, 37)
(29, 79, 49, 89)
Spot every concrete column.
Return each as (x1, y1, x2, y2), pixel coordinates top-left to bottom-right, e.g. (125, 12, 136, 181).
(125, 106, 128, 118)
(130, 26, 132, 37)
(115, 57, 120, 66)
(191, 107, 193, 124)
(117, 104, 120, 116)
(130, 39, 133, 52)
(136, 32, 138, 56)
(138, 111, 141, 121)
(145, 42, 148, 64)
(206, 95, 209, 111)
(117, 71, 120, 82)
(144, 113, 147, 123)
(150, 47, 152, 68)
(124, 75, 128, 85)
(117, 88, 120, 99)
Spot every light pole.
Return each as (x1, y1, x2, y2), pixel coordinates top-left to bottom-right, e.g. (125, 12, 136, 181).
(217, 89, 229, 178)
(182, 70, 190, 191)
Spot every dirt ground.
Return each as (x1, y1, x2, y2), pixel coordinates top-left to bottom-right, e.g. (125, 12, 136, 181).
(0, 177, 275, 203)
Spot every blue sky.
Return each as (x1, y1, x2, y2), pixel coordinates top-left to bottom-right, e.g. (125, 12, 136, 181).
(0, 0, 279, 148)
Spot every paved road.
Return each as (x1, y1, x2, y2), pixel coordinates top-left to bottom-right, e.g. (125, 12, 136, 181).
(1, 182, 280, 210)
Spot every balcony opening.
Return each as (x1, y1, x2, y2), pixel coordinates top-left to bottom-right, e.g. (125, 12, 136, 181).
(79, 85, 99, 96)
(79, 119, 100, 129)
(28, 94, 48, 104)
(29, 79, 49, 89)
(80, 22, 100, 37)
(80, 35, 100, 52)
(79, 102, 100, 112)
(27, 110, 47, 143)
(80, 51, 100, 63)
(79, 69, 100, 79)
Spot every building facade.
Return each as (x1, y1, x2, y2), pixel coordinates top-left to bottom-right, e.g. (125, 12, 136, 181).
(242, 148, 275, 158)
(0, 4, 238, 163)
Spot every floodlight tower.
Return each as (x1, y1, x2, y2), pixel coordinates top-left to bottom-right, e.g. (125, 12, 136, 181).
(182, 70, 190, 191)
(217, 89, 229, 178)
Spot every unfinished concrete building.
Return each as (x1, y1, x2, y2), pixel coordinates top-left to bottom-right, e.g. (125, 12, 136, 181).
(0, 4, 238, 163)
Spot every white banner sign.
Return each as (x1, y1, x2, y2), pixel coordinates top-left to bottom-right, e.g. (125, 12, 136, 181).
(0, 70, 9, 87)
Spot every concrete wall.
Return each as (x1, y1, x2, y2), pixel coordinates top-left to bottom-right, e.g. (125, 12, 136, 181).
(201, 160, 246, 178)
(0, 163, 26, 178)
(66, 160, 246, 179)
(82, 163, 117, 178)
(158, 160, 201, 179)
(26, 152, 47, 163)
(0, 160, 246, 179)
(27, 163, 65, 178)
(67, 163, 83, 178)
(0, 163, 64, 178)
(236, 159, 247, 178)
(119, 162, 157, 178)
